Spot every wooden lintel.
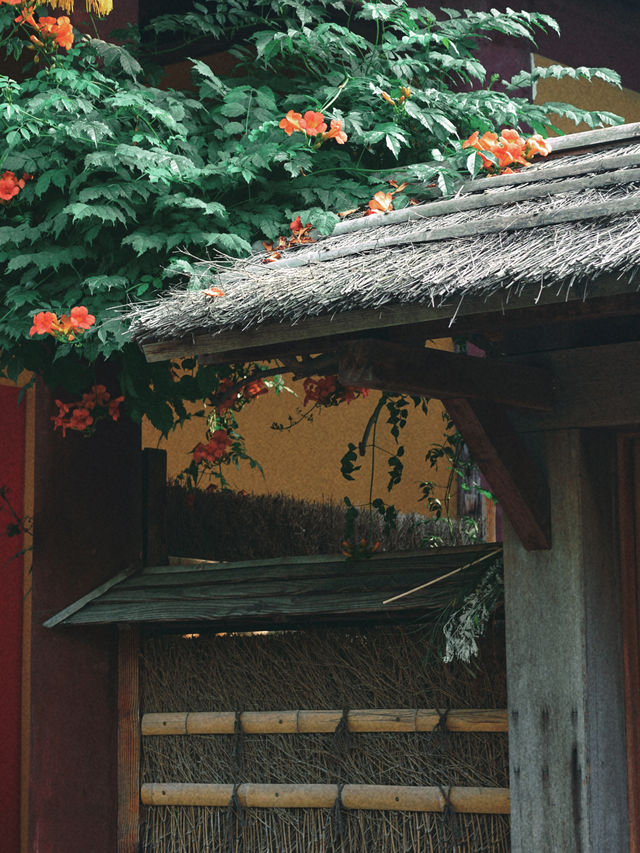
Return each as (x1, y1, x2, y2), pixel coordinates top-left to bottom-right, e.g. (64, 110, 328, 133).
(338, 339, 554, 411)
(444, 397, 550, 551)
(510, 339, 640, 432)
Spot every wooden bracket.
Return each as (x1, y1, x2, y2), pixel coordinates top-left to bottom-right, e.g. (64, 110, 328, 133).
(338, 339, 553, 411)
(444, 397, 550, 550)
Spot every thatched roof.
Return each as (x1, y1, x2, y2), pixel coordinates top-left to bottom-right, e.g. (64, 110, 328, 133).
(129, 123, 640, 362)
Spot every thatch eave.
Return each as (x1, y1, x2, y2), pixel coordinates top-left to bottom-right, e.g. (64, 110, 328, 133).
(128, 123, 640, 364)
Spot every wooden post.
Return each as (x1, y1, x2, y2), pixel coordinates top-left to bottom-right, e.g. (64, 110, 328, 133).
(115, 449, 166, 852)
(118, 627, 140, 853)
(142, 448, 168, 567)
(617, 434, 640, 853)
(504, 429, 629, 852)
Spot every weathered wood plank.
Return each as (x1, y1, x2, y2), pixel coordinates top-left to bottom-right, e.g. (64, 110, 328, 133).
(142, 708, 508, 735)
(160, 544, 495, 574)
(47, 545, 502, 626)
(338, 339, 554, 411)
(141, 782, 510, 813)
(444, 398, 550, 550)
(510, 339, 640, 431)
(141, 273, 637, 364)
(61, 582, 479, 624)
(92, 570, 478, 602)
(91, 546, 500, 587)
(117, 627, 140, 853)
(42, 567, 137, 628)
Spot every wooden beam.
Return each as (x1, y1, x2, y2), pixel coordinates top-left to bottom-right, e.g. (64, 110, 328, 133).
(338, 339, 554, 411)
(141, 273, 637, 364)
(117, 626, 140, 853)
(249, 196, 640, 274)
(510, 339, 640, 432)
(47, 545, 502, 626)
(444, 397, 550, 550)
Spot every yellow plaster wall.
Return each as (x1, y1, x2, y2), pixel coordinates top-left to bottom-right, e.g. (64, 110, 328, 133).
(142, 341, 457, 515)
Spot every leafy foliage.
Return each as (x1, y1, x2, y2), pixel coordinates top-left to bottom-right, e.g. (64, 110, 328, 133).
(0, 0, 623, 431)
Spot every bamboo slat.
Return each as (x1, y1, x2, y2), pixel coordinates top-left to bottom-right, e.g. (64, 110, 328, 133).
(141, 708, 508, 735)
(141, 782, 510, 814)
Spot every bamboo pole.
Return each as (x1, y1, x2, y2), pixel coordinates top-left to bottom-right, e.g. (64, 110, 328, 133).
(141, 783, 510, 814)
(141, 708, 508, 736)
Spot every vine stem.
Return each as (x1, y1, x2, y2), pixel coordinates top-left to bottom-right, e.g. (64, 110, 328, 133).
(358, 394, 387, 457)
(367, 408, 377, 540)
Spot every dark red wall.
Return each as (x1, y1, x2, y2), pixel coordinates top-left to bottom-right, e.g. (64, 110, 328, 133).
(28, 379, 142, 853)
(0, 386, 26, 853)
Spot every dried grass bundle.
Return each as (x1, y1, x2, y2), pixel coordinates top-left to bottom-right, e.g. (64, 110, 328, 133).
(165, 485, 474, 562)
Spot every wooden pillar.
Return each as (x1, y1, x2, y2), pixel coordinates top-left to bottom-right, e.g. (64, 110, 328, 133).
(618, 434, 640, 852)
(0, 385, 26, 853)
(504, 429, 629, 852)
(116, 448, 167, 852)
(29, 379, 142, 853)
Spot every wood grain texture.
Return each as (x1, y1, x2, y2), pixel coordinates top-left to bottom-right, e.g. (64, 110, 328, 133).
(117, 626, 140, 853)
(504, 430, 629, 853)
(547, 121, 640, 152)
(338, 339, 553, 411)
(444, 398, 550, 550)
(141, 782, 510, 813)
(141, 708, 508, 735)
(51, 545, 502, 626)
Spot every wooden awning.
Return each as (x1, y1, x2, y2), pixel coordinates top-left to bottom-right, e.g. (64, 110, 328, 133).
(44, 544, 502, 629)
